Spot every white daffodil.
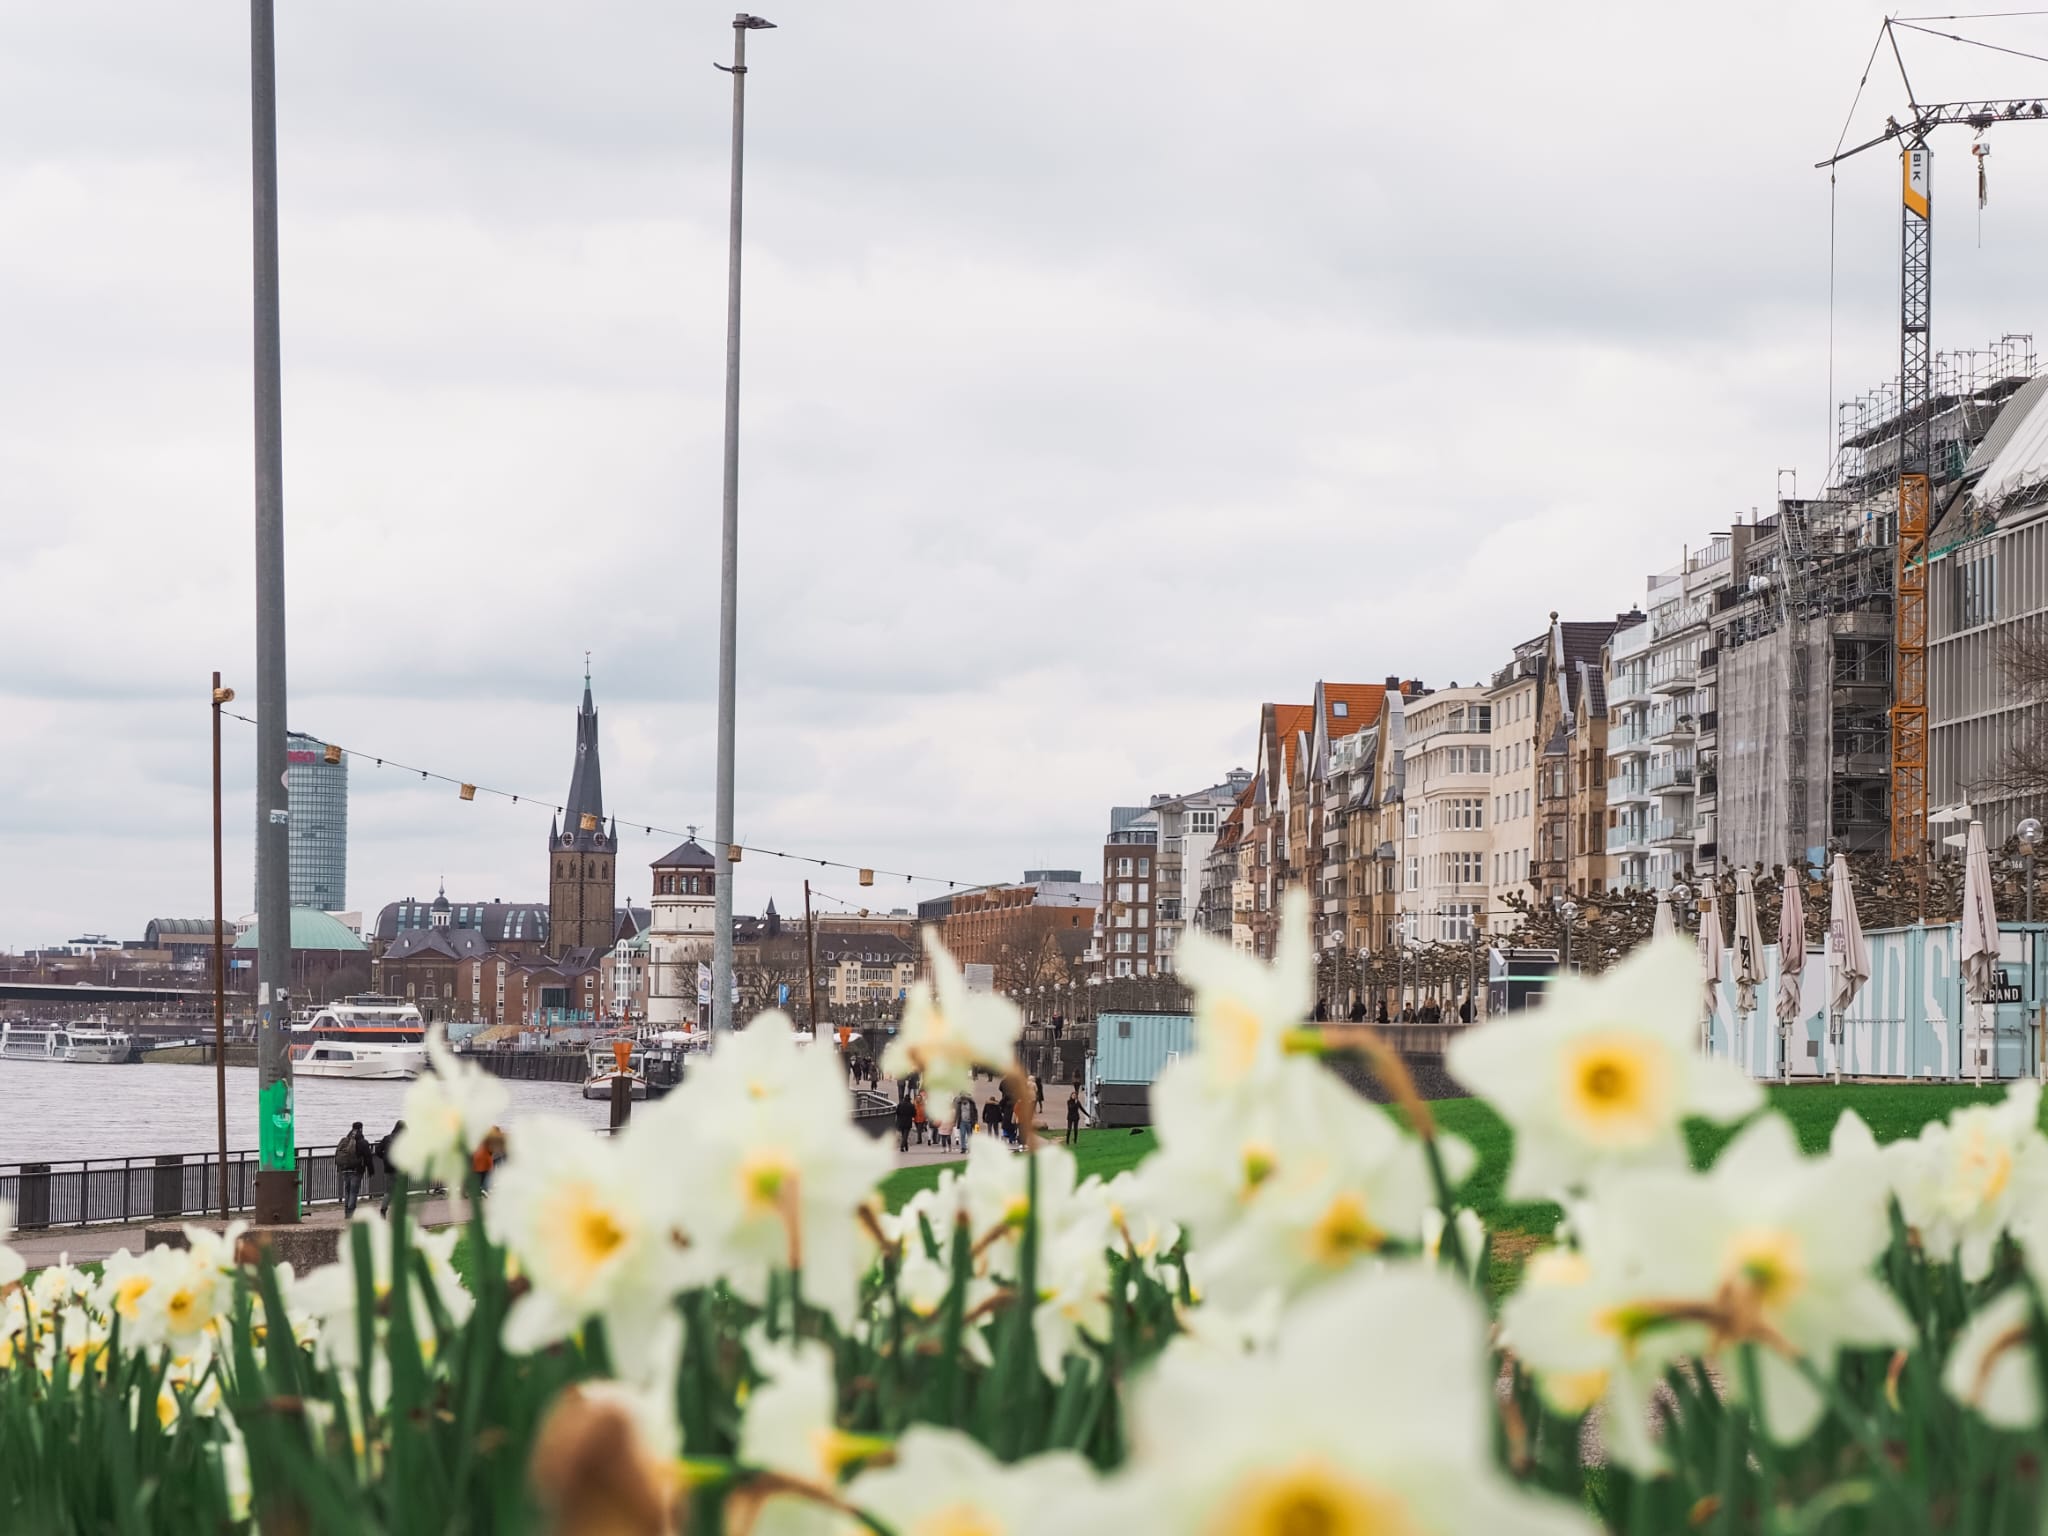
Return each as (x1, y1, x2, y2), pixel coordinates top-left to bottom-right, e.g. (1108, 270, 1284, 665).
(486, 1114, 688, 1355)
(650, 1015, 891, 1327)
(1084, 1263, 1595, 1536)
(1944, 1287, 2040, 1429)
(1172, 887, 1315, 1092)
(1146, 1055, 1451, 1309)
(1446, 936, 1761, 1202)
(0, 1199, 25, 1289)
(1032, 1213, 1116, 1382)
(28, 1259, 97, 1322)
(1893, 1081, 2048, 1282)
(738, 1333, 887, 1536)
(1421, 1206, 1487, 1283)
(295, 1214, 471, 1374)
(882, 932, 1022, 1123)
(848, 1426, 1099, 1536)
(391, 1025, 511, 1190)
(1098, 1170, 1182, 1266)
(1519, 1115, 1909, 1455)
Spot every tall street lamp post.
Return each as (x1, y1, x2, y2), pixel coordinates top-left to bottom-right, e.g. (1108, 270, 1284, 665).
(710, 12, 776, 1034)
(211, 674, 235, 1221)
(2021, 817, 2042, 924)
(249, 0, 296, 1225)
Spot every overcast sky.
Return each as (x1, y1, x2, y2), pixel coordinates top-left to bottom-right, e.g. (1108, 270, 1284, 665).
(7, 2, 2048, 949)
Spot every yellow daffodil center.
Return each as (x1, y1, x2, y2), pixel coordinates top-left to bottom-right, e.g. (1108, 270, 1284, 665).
(740, 1152, 798, 1216)
(541, 1180, 631, 1288)
(909, 1507, 1003, 1536)
(1210, 997, 1266, 1080)
(166, 1287, 200, 1331)
(1242, 1143, 1279, 1194)
(1307, 1193, 1384, 1267)
(1560, 1031, 1672, 1148)
(1955, 1125, 2016, 1206)
(1210, 1455, 1419, 1536)
(1727, 1227, 1806, 1314)
(113, 1274, 153, 1319)
(1537, 1367, 1611, 1417)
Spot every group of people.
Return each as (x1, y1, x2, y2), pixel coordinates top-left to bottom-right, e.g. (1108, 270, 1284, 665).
(1309, 996, 1477, 1024)
(847, 1054, 881, 1090)
(890, 1071, 1088, 1152)
(333, 1118, 504, 1218)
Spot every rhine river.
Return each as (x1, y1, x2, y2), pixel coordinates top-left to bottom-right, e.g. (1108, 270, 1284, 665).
(0, 1059, 613, 1165)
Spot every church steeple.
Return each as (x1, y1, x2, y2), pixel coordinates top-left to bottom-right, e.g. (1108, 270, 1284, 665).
(548, 664, 617, 957)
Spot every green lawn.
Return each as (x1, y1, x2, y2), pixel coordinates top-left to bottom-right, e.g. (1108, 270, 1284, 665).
(877, 1128, 1158, 1213)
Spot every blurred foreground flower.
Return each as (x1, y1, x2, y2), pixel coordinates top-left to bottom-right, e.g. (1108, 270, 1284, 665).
(392, 1026, 510, 1189)
(531, 1379, 683, 1536)
(0, 1199, 22, 1289)
(1094, 1263, 1594, 1534)
(1891, 1079, 2048, 1282)
(489, 1115, 689, 1354)
(1173, 888, 1314, 1091)
(1447, 937, 1760, 1202)
(848, 1426, 1097, 1535)
(1944, 1287, 2040, 1429)
(883, 930, 1021, 1124)
(655, 1013, 891, 1327)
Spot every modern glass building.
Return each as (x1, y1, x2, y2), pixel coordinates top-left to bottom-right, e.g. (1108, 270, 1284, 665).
(282, 732, 348, 911)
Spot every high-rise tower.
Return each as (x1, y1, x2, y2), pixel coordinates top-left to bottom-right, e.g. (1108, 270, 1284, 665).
(281, 732, 347, 911)
(547, 667, 617, 955)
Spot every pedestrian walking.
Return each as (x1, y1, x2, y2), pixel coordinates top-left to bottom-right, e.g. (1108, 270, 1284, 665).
(954, 1092, 975, 1152)
(1375, 998, 1389, 1024)
(335, 1121, 372, 1217)
(373, 1119, 405, 1215)
(1313, 999, 1330, 1022)
(1065, 1090, 1083, 1145)
(1348, 997, 1367, 1022)
(472, 1127, 503, 1196)
(980, 1095, 998, 1140)
(912, 1091, 928, 1146)
(895, 1091, 915, 1153)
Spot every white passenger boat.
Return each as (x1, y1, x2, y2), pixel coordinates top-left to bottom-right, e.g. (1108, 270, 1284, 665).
(0, 1020, 136, 1064)
(291, 995, 428, 1080)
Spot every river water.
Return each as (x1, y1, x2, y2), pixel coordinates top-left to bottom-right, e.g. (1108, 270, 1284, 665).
(0, 1059, 612, 1166)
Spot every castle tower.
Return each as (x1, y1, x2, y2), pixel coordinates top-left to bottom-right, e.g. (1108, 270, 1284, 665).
(646, 833, 717, 1028)
(547, 666, 618, 956)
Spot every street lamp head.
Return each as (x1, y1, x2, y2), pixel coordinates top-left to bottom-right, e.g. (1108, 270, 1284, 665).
(2021, 817, 2044, 849)
(736, 13, 777, 27)
(1561, 899, 1580, 923)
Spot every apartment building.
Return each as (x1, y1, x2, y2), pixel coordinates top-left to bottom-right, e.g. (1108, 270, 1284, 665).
(1603, 618, 1655, 891)
(1250, 702, 1315, 957)
(1087, 772, 1247, 977)
(1399, 686, 1492, 943)
(1488, 638, 1545, 924)
(1532, 613, 1628, 901)
(1302, 682, 1391, 952)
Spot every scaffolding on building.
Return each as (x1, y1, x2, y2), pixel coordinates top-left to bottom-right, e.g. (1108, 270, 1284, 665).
(1715, 335, 2035, 877)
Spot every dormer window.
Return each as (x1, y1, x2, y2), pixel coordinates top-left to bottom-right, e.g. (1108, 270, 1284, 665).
(1332, 701, 1348, 718)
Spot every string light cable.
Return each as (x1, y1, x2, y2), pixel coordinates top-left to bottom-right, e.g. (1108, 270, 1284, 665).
(220, 710, 1007, 893)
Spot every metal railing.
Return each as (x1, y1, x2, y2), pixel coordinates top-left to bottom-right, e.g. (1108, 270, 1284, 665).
(0, 1145, 368, 1231)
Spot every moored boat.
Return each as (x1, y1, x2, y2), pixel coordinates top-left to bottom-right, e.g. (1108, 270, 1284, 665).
(292, 994, 428, 1079)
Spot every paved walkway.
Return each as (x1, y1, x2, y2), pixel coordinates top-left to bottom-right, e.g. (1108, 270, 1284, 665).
(7, 1194, 462, 1269)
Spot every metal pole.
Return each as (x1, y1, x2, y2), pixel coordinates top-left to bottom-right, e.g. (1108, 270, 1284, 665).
(804, 879, 821, 1033)
(211, 673, 232, 1221)
(249, 0, 296, 1225)
(712, 13, 773, 1033)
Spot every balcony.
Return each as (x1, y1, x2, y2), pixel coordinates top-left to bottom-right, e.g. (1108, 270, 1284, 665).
(1646, 708, 1697, 746)
(1646, 761, 1696, 794)
(1651, 659, 1699, 695)
(1608, 776, 1651, 806)
(1607, 672, 1652, 706)
(1649, 816, 1691, 847)
(1651, 600, 1712, 643)
(1607, 822, 1647, 852)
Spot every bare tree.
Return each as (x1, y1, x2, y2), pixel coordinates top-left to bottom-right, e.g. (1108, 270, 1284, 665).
(1992, 622, 2048, 800)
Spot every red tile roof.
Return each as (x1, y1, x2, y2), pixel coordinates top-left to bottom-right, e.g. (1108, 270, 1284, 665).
(1321, 683, 1387, 741)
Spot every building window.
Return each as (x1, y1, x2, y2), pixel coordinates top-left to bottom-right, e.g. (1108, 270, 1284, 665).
(1332, 700, 1348, 717)
(1406, 856, 1419, 891)
(1116, 857, 1133, 878)
(1138, 857, 1151, 876)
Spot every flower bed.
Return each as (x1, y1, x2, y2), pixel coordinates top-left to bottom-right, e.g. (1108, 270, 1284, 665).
(6, 898, 2048, 1533)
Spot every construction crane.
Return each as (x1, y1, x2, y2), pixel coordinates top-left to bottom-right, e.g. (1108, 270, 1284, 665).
(1819, 69, 2048, 863)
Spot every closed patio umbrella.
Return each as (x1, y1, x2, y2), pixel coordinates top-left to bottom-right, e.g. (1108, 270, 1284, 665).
(1776, 864, 1807, 1083)
(1827, 853, 1868, 1085)
(1654, 888, 1678, 941)
(1963, 819, 2002, 1086)
(1733, 868, 1767, 1079)
(1700, 886, 1727, 1058)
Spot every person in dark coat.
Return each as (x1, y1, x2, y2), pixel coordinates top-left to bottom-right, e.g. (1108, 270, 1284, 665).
(374, 1119, 405, 1215)
(1348, 997, 1368, 1022)
(1312, 999, 1330, 1022)
(335, 1122, 373, 1217)
(894, 1091, 915, 1152)
(1375, 998, 1390, 1024)
(1065, 1090, 1084, 1145)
